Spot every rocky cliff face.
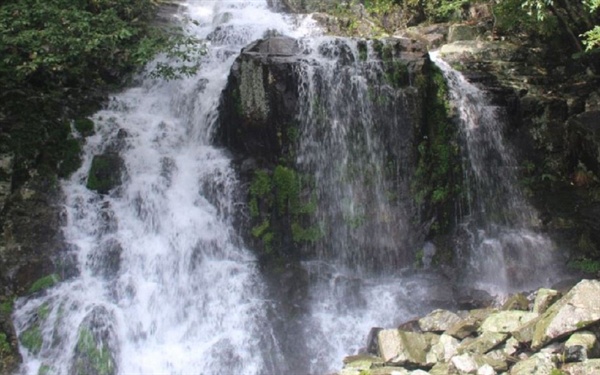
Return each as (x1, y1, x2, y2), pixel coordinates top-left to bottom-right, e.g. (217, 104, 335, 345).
(217, 35, 461, 267)
(434, 28, 600, 272)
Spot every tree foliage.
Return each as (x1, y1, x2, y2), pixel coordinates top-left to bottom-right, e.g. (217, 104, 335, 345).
(0, 0, 202, 110)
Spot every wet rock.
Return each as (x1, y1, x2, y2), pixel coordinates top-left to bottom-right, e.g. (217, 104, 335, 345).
(450, 352, 478, 374)
(480, 311, 538, 334)
(419, 309, 463, 333)
(508, 352, 556, 375)
(476, 363, 495, 375)
(532, 289, 560, 314)
(501, 293, 529, 311)
(69, 306, 118, 375)
(87, 239, 123, 280)
(430, 362, 457, 375)
(398, 319, 422, 333)
(377, 329, 439, 367)
(446, 318, 481, 340)
(396, 24, 448, 49)
(447, 24, 486, 43)
(457, 332, 509, 355)
(439, 41, 520, 62)
(561, 358, 600, 375)
(342, 354, 384, 371)
(369, 367, 410, 375)
(365, 327, 385, 355)
(427, 333, 460, 363)
(454, 289, 494, 310)
(511, 317, 539, 344)
(86, 153, 124, 194)
(564, 331, 599, 362)
(532, 279, 600, 350)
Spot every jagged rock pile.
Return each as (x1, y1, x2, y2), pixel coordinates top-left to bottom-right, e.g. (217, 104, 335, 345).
(337, 279, 600, 375)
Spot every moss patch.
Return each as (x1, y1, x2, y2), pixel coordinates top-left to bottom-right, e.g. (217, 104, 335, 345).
(28, 274, 60, 294)
(73, 328, 115, 375)
(86, 153, 123, 193)
(249, 166, 322, 257)
(73, 118, 95, 136)
(411, 63, 463, 238)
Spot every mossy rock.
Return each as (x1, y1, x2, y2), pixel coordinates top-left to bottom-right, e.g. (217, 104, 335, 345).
(28, 274, 60, 294)
(70, 306, 117, 375)
(73, 118, 95, 137)
(86, 153, 124, 194)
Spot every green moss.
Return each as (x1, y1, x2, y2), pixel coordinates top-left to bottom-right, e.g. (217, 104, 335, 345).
(20, 326, 43, 354)
(73, 118, 95, 136)
(249, 166, 322, 256)
(86, 154, 122, 193)
(28, 274, 60, 294)
(0, 333, 11, 356)
(74, 328, 115, 375)
(411, 64, 463, 237)
(57, 138, 83, 178)
(568, 258, 600, 273)
(38, 365, 52, 375)
(385, 61, 409, 88)
(0, 299, 13, 315)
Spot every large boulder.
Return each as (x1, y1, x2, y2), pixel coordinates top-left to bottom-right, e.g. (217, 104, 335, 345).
(564, 331, 600, 362)
(509, 352, 556, 375)
(480, 311, 539, 334)
(532, 289, 561, 314)
(419, 309, 463, 333)
(562, 359, 600, 375)
(532, 279, 600, 349)
(86, 153, 124, 194)
(377, 329, 439, 367)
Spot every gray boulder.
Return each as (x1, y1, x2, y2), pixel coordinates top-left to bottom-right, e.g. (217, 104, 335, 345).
(480, 311, 539, 334)
(564, 331, 600, 362)
(532, 279, 600, 350)
(419, 309, 463, 333)
(377, 329, 439, 367)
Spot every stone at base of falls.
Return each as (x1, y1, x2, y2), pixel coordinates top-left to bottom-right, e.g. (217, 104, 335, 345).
(86, 153, 124, 194)
(377, 329, 439, 366)
(338, 280, 600, 375)
(509, 352, 556, 375)
(562, 358, 600, 375)
(564, 331, 600, 362)
(419, 310, 463, 333)
(532, 279, 600, 350)
(532, 289, 561, 315)
(501, 294, 529, 311)
(480, 311, 539, 334)
(457, 332, 509, 355)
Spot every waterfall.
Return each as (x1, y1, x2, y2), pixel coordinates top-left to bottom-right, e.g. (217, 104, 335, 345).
(430, 51, 562, 294)
(12, 2, 567, 374)
(13, 2, 315, 374)
(291, 39, 457, 373)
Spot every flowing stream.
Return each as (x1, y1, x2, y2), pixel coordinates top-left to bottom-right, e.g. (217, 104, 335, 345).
(13, 2, 566, 375)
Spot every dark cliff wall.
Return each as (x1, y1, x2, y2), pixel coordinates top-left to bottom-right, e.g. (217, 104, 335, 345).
(217, 36, 462, 268)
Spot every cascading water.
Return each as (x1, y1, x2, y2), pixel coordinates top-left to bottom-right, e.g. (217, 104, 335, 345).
(12, 2, 568, 374)
(430, 51, 562, 294)
(291, 39, 458, 373)
(14, 2, 316, 374)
